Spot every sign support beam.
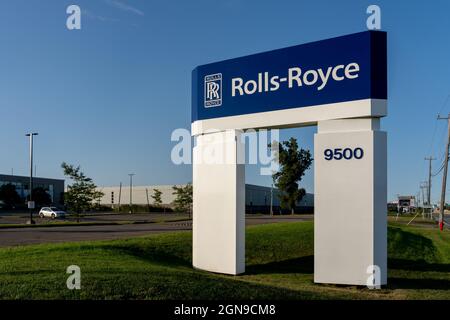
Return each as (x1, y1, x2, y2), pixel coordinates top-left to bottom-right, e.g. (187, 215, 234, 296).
(193, 129, 245, 275)
(314, 118, 387, 285)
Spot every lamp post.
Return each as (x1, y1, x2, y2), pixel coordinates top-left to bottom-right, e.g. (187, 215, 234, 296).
(270, 183, 274, 216)
(26, 132, 38, 224)
(128, 173, 135, 213)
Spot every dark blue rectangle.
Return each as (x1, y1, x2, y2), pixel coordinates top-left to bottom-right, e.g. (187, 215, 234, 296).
(192, 31, 387, 122)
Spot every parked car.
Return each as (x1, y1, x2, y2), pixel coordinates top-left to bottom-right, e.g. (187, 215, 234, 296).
(38, 207, 66, 219)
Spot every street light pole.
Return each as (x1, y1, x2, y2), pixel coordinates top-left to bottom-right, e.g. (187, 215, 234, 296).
(128, 173, 135, 213)
(270, 183, 274, 216)
(26, 132, 38, 224)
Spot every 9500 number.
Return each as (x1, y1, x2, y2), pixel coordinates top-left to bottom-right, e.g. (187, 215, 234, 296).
(324, 147, 364, 161)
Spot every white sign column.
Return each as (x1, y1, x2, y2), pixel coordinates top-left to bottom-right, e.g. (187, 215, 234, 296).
(192, 129, 245, 275)
(314, 118, 387, 286)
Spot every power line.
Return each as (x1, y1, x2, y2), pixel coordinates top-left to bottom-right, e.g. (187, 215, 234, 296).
(432, 160, 446, 177)
(438, 94, 450, 115)
(428, 94, 450, 156)
(423, 95, 450, 202)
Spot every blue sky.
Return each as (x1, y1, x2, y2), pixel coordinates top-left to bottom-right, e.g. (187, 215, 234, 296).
(0, 0, 449, 202)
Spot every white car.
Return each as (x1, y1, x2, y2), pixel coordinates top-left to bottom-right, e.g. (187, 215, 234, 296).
(38, 207, 66, 219)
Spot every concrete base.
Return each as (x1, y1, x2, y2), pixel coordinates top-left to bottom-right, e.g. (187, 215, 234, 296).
(314, 119, 387, 286)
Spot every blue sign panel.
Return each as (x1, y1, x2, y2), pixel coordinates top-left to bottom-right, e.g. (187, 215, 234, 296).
(192, 31, 386, 122)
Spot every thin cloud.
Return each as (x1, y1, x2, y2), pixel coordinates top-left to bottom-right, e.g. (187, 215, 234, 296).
(104, 0, 145, 16)
(83, 9, 119, 22)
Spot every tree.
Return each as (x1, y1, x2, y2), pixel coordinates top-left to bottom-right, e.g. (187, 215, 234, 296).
(151, 188, 163, 207)
(0, 183, 22, 209)
(172, 184, 193, 215)
(30, 187, 52, 207)
(61, 162, 104, 221)
(270, 138, 313, 214)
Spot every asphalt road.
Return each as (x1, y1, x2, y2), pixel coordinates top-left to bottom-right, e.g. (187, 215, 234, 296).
(0, 212, 189, 225)
(0, 214, 313, 248)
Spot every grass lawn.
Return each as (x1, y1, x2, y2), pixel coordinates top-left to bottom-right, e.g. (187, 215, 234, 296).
(387, 214, 438, 226)
(0, 221, 448, 299)
(0, 215, 190, 229)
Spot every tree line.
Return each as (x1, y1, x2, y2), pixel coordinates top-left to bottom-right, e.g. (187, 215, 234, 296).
(1, 137, 311, 215)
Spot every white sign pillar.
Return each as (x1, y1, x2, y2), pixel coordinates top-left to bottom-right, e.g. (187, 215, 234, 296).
(314, 118, 387, 285)
(192, 129, 245, 275)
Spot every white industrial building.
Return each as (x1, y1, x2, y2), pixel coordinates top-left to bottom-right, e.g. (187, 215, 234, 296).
(97, 184, 314, 214)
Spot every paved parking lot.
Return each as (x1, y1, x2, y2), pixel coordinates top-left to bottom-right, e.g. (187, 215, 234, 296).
(0, 213, 313, 247)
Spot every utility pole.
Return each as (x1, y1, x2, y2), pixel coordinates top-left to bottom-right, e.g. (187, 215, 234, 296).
(416, 191, 422, 217)
(25, 132, 38, 225)
(425, 156, 436, 205)
(437, 114, 450, 231)
(128, 174, 135, 214)
(420, 181, 428, 206)
(420, 182, 428, 218)
(145, 188, 150, 213)
(118, 182, 122, 212)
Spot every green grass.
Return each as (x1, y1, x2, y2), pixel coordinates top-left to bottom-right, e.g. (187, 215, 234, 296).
(387, 215, 438, 226)
(0, 217, 190, 229)
(0, 221, 448, 300)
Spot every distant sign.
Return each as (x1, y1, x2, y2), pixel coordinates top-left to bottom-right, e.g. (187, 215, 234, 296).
(192, 31, 387, 122)
(27, 201, 35, 209)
